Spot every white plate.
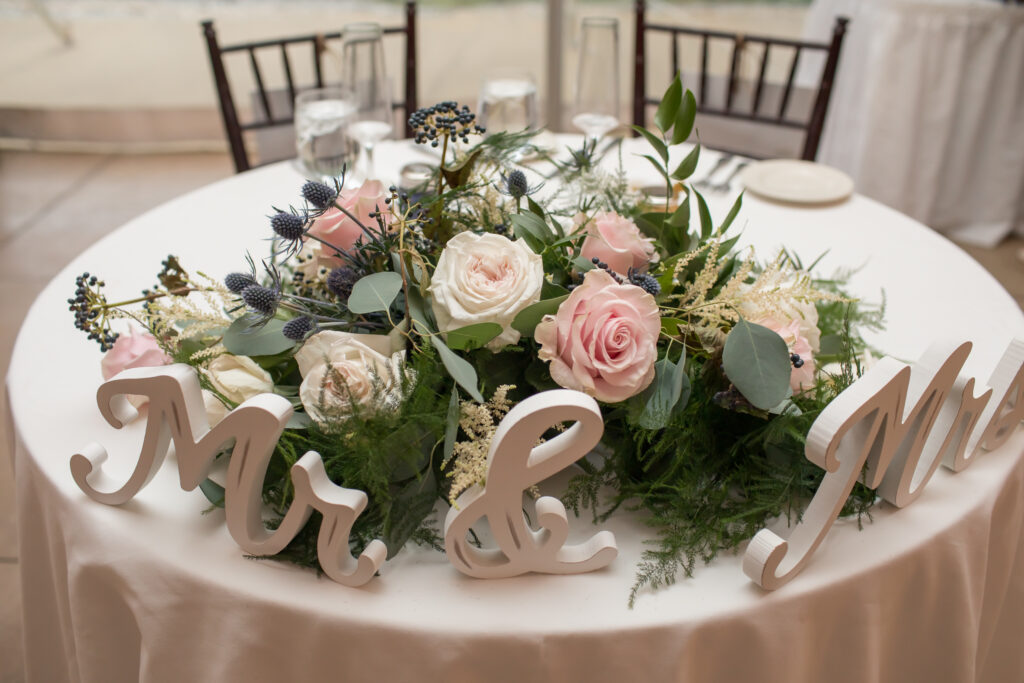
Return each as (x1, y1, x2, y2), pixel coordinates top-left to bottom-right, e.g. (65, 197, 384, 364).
(741, 159, 854, 204)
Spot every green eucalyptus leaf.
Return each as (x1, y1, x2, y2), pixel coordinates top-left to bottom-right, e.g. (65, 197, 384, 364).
(722, 319, 792, 410)
(632, 125, 669, 163)
(222, 317, 293, 356)
(694, 188, 713, 240)
(526, 196, 546, 220)
(657, 256, 680, 295)
(445, 322, 503, 351)
(660, 317, 685, 336)
(640, 154, 670, 183)
(719, 191, 744, 233)
(573, 256, 596, 273)
(442, 387, 460, 467)
(511, 212, 551, 242)
(383, 470, 437, 559)
(670, 143, 701, 181)
(347, 271, 403, 314)
(199, 478, 225, 508)
(634, 214, 662, 242)
(541, 279, 570, 298)
(670, 90, 697, 145)
(511, 295, 568, 337)
(429, 336, 484, 402)
(631, 356, 691, 430)
(286, 412, 311, 430)
(667, 194, 691, 228)
(654, 73, 683, 133)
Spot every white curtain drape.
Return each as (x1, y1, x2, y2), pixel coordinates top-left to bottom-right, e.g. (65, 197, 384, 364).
(804, 0, 1024, 246)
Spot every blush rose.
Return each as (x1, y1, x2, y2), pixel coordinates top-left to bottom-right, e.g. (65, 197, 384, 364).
(758, 317, 816, 393)
(535, 269, 661, 403)
(100, 330, 172, 408)
(429, 232, 544, 350)
(577, 211, 657, 275)
(101, 330, 172, 380)
(308, 180, 390, 267)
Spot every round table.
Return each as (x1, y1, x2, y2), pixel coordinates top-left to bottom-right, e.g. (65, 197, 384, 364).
(9, 140, 1024, 682)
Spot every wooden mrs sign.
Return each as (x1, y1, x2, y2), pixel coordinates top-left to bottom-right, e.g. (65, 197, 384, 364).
(71, 337, 1024, 590)
(70, 366, 614, 586)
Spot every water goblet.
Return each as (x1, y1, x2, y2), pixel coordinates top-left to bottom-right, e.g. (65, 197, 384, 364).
(342, 22, 394, 182)
(294, 86, 357, 180)
(572, 17, 621, 145)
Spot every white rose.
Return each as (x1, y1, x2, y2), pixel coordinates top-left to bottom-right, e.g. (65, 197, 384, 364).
(295, 330, 399, 377)
(202, 389, 230, 427)
(428, 232, 544, 350)
(298, 339, 405, 425)
(205, 354, 275, 404)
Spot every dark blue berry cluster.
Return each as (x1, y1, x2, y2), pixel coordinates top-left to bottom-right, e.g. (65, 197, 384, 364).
(590, 257, 624, 283)
(627, 267, 661, 296)
(68, 272, 119, 351)
(409, 101, 485, 147)
(790, 353, 805, 369)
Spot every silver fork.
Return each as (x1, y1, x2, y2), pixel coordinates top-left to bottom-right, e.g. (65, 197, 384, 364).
(709, 161, 749, 194)
(692, 153, 734, 190)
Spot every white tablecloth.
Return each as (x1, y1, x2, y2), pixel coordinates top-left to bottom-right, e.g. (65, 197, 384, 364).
(804, 0, 1024, 246)
(10, 140, 1024, 682)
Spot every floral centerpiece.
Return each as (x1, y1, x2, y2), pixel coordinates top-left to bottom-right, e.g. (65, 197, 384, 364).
(69, 84, 882, 603)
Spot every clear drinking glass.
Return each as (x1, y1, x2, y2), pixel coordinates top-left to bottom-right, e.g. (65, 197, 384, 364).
(342, 22, 394, 181)
(572, 17, 620, 144)
(478, 69, 539, 135)
(294, 86, 357, 179)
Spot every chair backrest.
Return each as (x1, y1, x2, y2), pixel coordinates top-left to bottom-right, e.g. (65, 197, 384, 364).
(632, 0, 848, 161)
(202, 2, 418, 173)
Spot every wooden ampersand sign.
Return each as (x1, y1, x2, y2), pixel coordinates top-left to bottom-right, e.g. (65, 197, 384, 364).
(443, 389, 618, 578)
(744, 338, 1024, 591)
(71, 364, 386, 587)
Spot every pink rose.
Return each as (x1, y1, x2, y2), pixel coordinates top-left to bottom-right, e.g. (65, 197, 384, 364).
(757, 317, 816, 393)
(578, 211, 657, 275)
(101, 330, 171, 380)
(307, 180, 389, 266)
(535, 269, 661, 403)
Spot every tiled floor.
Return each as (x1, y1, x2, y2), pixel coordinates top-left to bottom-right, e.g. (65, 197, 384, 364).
(0, 150, 1020, 682)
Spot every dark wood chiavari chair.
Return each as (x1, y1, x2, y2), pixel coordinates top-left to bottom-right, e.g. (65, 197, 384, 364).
(201, 2, 417, 174)
(632, 0, 848, 161)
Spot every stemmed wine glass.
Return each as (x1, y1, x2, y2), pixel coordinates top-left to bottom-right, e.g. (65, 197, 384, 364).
(341, 23, 393, 181)
(572, 17, 620, 145)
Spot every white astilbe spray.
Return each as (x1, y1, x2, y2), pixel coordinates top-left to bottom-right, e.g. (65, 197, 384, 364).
(446, 384, 517, 505)
(667, 243, 850, 349)
(141, 272, 237, 363)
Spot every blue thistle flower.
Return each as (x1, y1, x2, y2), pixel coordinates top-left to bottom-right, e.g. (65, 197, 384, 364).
(301, 181, 338, 210)
(283, 316, 315, 341)
(241, 284, 279, 316)
(271, 211, 306, 241)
